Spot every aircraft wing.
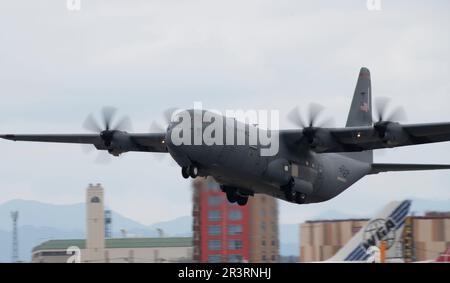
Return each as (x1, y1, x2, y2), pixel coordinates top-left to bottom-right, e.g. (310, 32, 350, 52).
(331, 122, 450, 148)
(0, 133, 168, 153)
(288, 122, 450, 153)
(0, 134, 102, 144)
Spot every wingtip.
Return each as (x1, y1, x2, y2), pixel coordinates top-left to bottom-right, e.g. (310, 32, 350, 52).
(0, 134, 16, 141)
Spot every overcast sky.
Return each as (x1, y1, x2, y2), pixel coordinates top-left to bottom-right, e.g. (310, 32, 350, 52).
(0, 0, 449, 225)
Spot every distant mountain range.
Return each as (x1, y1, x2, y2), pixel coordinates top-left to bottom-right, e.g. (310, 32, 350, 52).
(0, 198, 449, 262)
(0, 199, 146, 232)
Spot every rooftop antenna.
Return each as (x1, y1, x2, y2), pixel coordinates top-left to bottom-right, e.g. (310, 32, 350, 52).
(11, 211, 19, 263)
(156, 228, 164, 237)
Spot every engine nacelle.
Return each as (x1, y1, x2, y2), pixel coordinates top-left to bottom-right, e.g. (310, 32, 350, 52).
(309, 129, 341, 153)
(110, 132, 137, 155)
(96, 131, 137, 156)
(382, 123, 409, 147)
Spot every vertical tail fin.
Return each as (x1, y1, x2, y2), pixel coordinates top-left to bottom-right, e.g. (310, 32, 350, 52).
(342, 67, 373, 163)
(346, 67, 373, 127)
(326, 200, 411, 262)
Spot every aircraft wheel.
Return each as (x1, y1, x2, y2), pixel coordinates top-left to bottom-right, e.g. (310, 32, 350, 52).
(189, 166, 199, 178)
(226, 192, 237, 203)
(295, 193, 307, 204)
(181, 167, 190, 179)
(237, 196, 248, 206)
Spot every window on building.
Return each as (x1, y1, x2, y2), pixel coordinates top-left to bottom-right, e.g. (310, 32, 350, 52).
(262, 255, 266, 261)
(262, 240, 266, 246)
(227, 254, 243, 263)
(208, 255, 222, 263)
(208, 196, 222, 206)
(208, 225, 221, 236)
(208, 210, 221, 221)
(228, 210, 242, 221)
(271, 255, 276, 261)
(228, 240, 243, 250)
(261, 222, 266, 232)
(271, 240, 276, 246)
(90, 196, 100, 203)
(208, 240, 221, 251)
(228, 225, 242, 235)
(260, 209, 266, 218)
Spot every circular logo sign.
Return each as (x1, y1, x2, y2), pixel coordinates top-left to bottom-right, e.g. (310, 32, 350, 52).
(362, 218, 396, 250)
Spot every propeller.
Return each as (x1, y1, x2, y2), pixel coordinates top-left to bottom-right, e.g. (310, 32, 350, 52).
(373, 97, 407, 140)
(81, 107, 133, 164)
(373, 97, 407, 124)
(149, 107, 179, 133)
(83, 106, 133, 134)
(163, 107, 179, 125)
(148, 108, 179, 162)
(287, 103, 335, 145)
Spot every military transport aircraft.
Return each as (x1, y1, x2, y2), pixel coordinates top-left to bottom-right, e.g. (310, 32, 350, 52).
(2, 68, 450, 206)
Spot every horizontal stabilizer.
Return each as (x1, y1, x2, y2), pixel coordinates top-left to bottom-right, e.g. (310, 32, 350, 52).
(370, 163, 450, 174)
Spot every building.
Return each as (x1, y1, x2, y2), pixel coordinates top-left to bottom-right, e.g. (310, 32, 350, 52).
(403, 212, 450, 262)
(32, 237, 193, 263)
(192, 177, 279, 263)
(300, 218, 369, 262)
(300, 211, 450, 262)
(85, 184, 105, 262)
(32, 183, 193, 263)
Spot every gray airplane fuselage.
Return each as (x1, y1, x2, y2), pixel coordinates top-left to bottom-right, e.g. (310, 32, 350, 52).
(165, 110, 371, 204)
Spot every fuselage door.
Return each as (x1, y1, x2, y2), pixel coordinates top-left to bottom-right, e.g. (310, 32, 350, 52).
(291, 163, 300, 177)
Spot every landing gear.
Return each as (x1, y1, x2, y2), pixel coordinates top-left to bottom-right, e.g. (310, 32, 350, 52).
(222, 186, 249, 206)
(236, 196, 248, 206)
(181, 165, 199, 179)
(228, 192, 248, 206)
(226, 191, 238, 203)
(189, 166, 199, 178)
(181, 167, 189, 179)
